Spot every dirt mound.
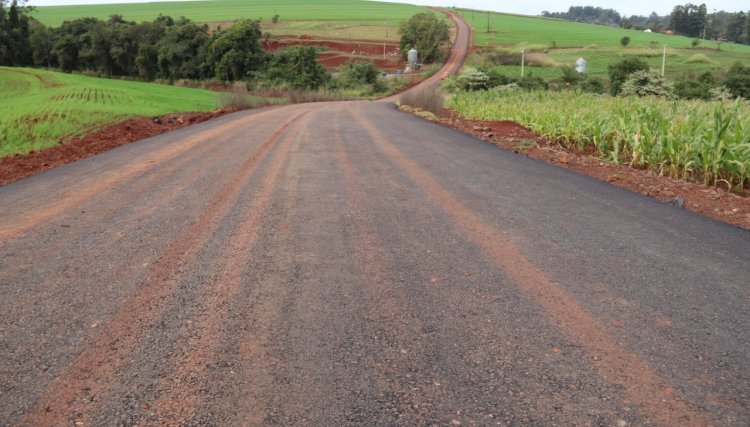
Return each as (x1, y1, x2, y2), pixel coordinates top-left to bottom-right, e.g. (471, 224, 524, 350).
(0, 110, 230, 186)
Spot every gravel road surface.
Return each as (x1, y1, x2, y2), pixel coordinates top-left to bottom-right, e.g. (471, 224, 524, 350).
(1, 9, 749, 427)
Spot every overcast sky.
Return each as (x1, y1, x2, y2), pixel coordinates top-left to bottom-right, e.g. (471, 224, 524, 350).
(27, 0, 750, 17)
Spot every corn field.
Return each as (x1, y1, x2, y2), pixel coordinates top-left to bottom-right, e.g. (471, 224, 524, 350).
(448, 88, 750, 191)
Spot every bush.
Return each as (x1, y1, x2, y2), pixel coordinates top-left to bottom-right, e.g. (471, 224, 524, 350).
(608, 57, 649, 95)
(580, 77, 607, 94)
(620, 70, 674, 98)
(399, 84, 444, 116)
(559, 66, 583, 85)
(686, 54, 712, 64)
(723, 62, 750, 99)
(340, 60, 379, 85)
(218, 88, 272, 110)
(264, 45, 329, 90)
(479, 67, 517, 88)
(483, 49, 522, 66)
(518, 73, 548, 91)
(457, 68, 490, 91)
(620, 36, 631, 47)
(675, 77, 714, 100)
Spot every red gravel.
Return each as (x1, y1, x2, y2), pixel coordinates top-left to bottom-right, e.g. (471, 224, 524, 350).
(0, 110, 230, 186)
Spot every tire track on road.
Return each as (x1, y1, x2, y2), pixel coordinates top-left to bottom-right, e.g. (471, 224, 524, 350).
(17, 106, 317, 427)
(138, 106, 324, 426)
(333, 110, 460, 424)
(0, 115, 278, 286)
(350, 105, 715, 427)
(0, 106, 300, 246)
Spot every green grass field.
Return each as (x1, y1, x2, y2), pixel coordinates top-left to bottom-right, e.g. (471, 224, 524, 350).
(33, 0, 429, 28)
(456, 8, 750, 80)
(0, 67, 221, 157)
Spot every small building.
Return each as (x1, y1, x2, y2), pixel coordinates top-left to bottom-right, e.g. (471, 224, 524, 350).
(644, 29, 652, 33)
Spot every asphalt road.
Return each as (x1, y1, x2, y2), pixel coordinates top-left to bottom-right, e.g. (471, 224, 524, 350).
(2, 11, 750, 427)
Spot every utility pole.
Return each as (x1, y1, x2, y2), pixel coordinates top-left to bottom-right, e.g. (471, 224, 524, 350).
(521, 45, 526, 78)
(384, 26, 387, 59)
(661, 45, 666, 77)
(487, 11, 490, 33)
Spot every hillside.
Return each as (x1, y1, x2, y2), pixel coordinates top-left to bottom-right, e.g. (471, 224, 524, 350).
(456, 8, 750, 80)
(32, 0, 428, 29)
(0, 67, 221, 157)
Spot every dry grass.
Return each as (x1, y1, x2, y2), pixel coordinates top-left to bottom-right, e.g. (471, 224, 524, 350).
(399, 84, 445, 116)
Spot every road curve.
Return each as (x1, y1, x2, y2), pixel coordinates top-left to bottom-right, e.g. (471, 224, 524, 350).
(1, 12, 750, 427)
(383, 7, 471, 102)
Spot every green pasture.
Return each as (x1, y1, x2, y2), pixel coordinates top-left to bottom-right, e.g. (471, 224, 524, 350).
(457, 9, 750, 52)
(0, 67, 221, 157)
(33, 0, 429, 28)
(457, 8, 750, 80)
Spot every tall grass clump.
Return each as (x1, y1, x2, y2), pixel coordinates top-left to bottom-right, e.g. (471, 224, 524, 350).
(399, 84, 445, 116)
(448, 88, 750, 190)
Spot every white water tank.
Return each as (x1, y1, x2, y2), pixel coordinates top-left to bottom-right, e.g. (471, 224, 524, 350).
(407, 48, 418, 68)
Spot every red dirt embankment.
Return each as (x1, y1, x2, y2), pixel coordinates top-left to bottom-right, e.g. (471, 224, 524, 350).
(266, 37, 403, 71)
(0, 110, 229, 186)
(437, 110, 750, 231)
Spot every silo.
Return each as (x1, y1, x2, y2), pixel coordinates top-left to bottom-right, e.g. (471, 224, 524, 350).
(407, 48, 418, 70)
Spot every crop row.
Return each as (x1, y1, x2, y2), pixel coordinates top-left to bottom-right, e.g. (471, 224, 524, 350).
(448, 89, 750, 190)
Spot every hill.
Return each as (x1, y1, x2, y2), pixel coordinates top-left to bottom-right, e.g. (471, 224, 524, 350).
(0, 67, 222, 157)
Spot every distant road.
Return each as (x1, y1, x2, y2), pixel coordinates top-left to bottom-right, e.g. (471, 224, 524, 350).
(1, 11, 749, 427)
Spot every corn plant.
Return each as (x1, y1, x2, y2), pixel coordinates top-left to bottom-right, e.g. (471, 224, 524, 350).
(448, 87, 750, 191)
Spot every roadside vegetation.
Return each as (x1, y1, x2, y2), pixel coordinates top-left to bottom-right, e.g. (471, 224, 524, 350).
(0, 1, 451, 160)
(0, 66, 253, 157)
(447, 89, 750, 191)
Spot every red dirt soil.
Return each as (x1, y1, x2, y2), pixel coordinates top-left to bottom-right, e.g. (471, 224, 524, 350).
(437, 110, 750, 231)
(265, 37, 403, 70)
(0, 110, 230, 186)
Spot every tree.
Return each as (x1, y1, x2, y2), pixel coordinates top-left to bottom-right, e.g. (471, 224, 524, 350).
(620, 36, 631, 47)
(608, 57, 649, 95)
(398, 12, 450, 63)
(156, 18, 211, 80)
(0, 0, 33, 66)
(264, 45, 328, 89)
(671, 3, 707, 38)
(29, 20, 52, 67)
(208, 19, 265, 81)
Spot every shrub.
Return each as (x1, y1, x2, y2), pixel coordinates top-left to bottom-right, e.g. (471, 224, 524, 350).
(518, 73, 548, 91)
(608, 57, 649, 95)
(264, 45, 329, 90)
(457, 68, 490, 91)
(620, 70, 674, 98)
(723, 62, 750, 99)
(559, 66, 583, 85)
(686, 54, 712, 64)
(340, 60, 379, 85)
(483, 49, 522, 66)
(218, 88, 272, 110)
(580, 77, 607, 94)
(620, 36, 631, 47)
(399, 84, 444, 116)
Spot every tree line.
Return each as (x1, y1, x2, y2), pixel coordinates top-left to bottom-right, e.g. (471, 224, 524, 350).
(542, 3, 750, 44)
(1, 1, 277, 82)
